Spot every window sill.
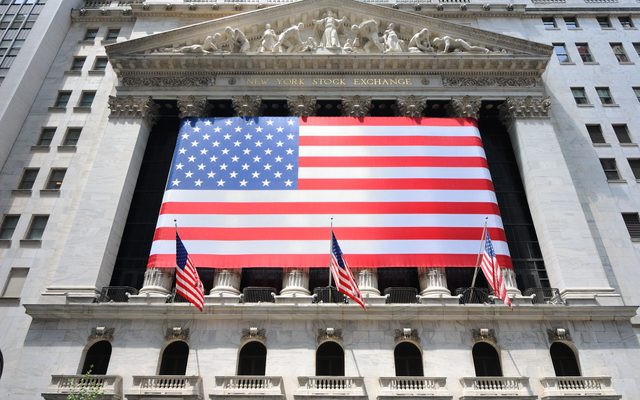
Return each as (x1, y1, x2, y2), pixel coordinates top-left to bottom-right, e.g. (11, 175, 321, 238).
(602, 103, 620, 107)
(64, 70, 82, 76)
(20, 239, 42, 248)
(576, 104, 594, 107)
(567, 28, 583, 31)
(30, 145, 50, 153)
(600, 27, 615, 30)
(559, 62, 575, 65)
(622, 27, 638, 30)
(73, 106, 92, 113)
(620, 143, 638, 147)
(544, 27, 560, 31)
(102, 39, 117, 45)
(0, 239, 10, 248)
(593, 143, 611, 147)
(78, 39, 96, 44)
(40, 189, 61, 197)
(631, 237, 640, 242)
(48, 106, 67, 112)
(619, 62, 635, 65)
(583, 62, 599, 65)
(607, 179, 627, 183)
(0, 297, 20, 305)
(88, 70, 106, 76)
(57, 145, 77, 152)
(11, 189, 32, 196)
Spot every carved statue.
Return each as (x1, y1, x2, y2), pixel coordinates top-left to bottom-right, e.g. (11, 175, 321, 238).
(432, 35, 490, 54)
(224, 26, 250, 53)
(351, 19, 384, 53)
(343, 38, 354, 53)
(274, 23, 305, 53)
(300, 37, 318, 52)
(314, 10, 347, 49)
(383, 23, 403, 53)
(408, 28, 433, 53)
(259, 24, 277, 53)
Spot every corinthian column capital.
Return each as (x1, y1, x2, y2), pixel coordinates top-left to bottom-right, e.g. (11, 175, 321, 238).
(342, 95, 371, 117)
(232, 95, 262, 117)
(448, 96, 482, 119)
(108, 95, 158, 125)
(499, 96, 551, 125)
(177, 95, 209, 118)
(287, 96, 317, 117)
(396, 96, 426, 118)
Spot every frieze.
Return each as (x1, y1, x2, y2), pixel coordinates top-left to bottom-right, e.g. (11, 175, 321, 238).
(443, 76, 539, 87)
(121, 75, 215, 88)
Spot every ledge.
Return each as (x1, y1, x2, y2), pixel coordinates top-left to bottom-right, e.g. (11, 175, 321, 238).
(30, 145, 51, 153)
(63, 70, 82, 76)
(0, 239, 10, 248)
(47, 106, 67, 112)
(57, 145, 77, 153)
(11, 189, 32, 196)
(40, 189, 61, 197)
(88, 70, 106, 76)
(19, 239, 42, 248)
(73, 106, 92, 113)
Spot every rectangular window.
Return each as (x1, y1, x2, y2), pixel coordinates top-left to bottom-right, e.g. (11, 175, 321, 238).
(70, 56, 85, 71)
(586, 124, 605, 144)
(0, 215, 19, 240)
(571, 87, 589, 105)
(576, 43, 594, 62)
(596, 87, 615, 105)
(105, 28, 120, 41)
(44, 168, 66, 190)
(53, 91, 71, 108)
(628, 159, 640, 180)
(17, 168, 38, 190)
(597, 16, 612, 28)
(634, 43, 640, 57)
(25, 215, 48, 240)
(622, 213, 640, 239)
(1, 268, 28, 298)
(633, 87, 640, 103)
(62, 127, 81, 146)
(77, 91, 95, 108)
(36, 127, 55, 146)
(553, 43, 570, 63)
(613, 124, 632, 143)
(92, 56, 108, 71)
(600, 158, 621, 180)
(610, 43, 630, 63)
(564, 17, 579, 29)
(84, 28, 98, 40)
(619, 16, 635, 29)
(542, 17, 557, 29)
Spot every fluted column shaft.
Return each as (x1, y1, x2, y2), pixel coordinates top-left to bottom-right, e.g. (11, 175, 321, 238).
(419, 267, 451, 297)
(210, 269, 242, 296)
(280, 268, 311, 296)
(355, 268, 380, 296)
(138, 268, 175, 295)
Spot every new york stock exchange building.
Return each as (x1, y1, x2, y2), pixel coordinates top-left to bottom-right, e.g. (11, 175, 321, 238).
(1, 0, 640, 399)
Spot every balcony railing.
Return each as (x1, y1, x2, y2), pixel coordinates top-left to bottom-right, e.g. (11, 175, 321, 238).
(313, 286, 346, 304)
(210, 376, 285, 399)
(455, 287, 493, 304)
(296, 376, 367, 398)
(127, 375, 203, 399)
(96, 286, 137, 303)
(460, 377, 534, 397)
(522, 287, 564, 304)
(240, 286, 276, 303)
(384, 287, 419, 304)
(42, 375, 122, 400)
(540, 376, 620, 398)
(378, 377, 450, 398)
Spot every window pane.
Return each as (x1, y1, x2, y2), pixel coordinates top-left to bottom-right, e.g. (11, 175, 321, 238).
(63, 128, 81, 146)
(1, 268, 28, 298)
(564, 17, 579, 29)
(634, 87, 640, 103)
(542, 17, 556, 29)
(596, 16, 611, 28)
(596, 87, 614, 105)
(622, 213, 640, 239)
(0, 215, 19, 240)
(26, 215, 48, 240)
(70, 56, 85, 71)
(619, 16, 634, 28)
(634, 43, 640, 57)
(610, 43, 629, 62)
(78, 91, 95, 107)
(586, 124, 605, 144)
(553, 43, 570, 63)
(571, 87, 588, 105)
(628, 159, 640, 180)
(36, 127, 55, 146)
(45, 168, 66, 190)
(600, 158, 620, 180)
(54, 91, 71, 107)
(613, 124, 632, 143)
(84, 28, 98, 40)
(105, 28, 119, 40)
(93, 56, 108, 71)
(18, 168, 38, 189)
(575, 43, 593, 62)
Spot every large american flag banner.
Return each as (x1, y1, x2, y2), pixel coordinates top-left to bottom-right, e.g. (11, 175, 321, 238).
(147, 117, 511, 269)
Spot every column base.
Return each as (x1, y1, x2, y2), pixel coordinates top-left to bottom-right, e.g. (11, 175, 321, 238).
(363, 293, 387, 305)
(128, 293, 170, 304)
(419, 294, 460, 305)
(279, 286, 311, 297)
(420, 287, 451, 297)
(274, 294, 314, 304)
(206, 294, 241, 304)
(138, 285, 171, 297)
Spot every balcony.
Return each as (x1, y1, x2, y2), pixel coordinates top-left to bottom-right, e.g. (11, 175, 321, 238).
(241, 287, 276, 303)
(378, 377, 452, 399)
(209, 376, 285, 399)
(455, 288, 493, 305)
(127, 375, 203, 399)
(522, 287, 564, 305)
(95, 286, 138, 303)
(540, 377, 621, 399)
(313, 286, 347, 304)
(384, 287, 419, 304)
(42, 375, 122, 400)
(295, 376, 367, 399)
(460, 377, 536, 399)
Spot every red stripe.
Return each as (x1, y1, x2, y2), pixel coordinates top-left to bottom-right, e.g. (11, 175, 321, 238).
(148, 253, 513, 269)
(300, 116, 477, 127)
(300, 136, 482, 147)
(154, 227, 508, 242)
(298, 178, 495, 190)
(299, 156, 488, 168)
(160, 202, 500, 215)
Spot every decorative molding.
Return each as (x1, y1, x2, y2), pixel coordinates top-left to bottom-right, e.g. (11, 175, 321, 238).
(394, 328, 420, 343)
(232, 95, 262, 117)
(547, 328, 572, 342)
(396, 96, 426, 117)
(472, 328, 497, 344)
(177, 95, 209, 118)
(287, 96, 317, 117)
(241, 327, 267, 342)
(88, 326, 114, 341)
(121, 75, 215, 88)
(500, 96, 551, 122)
(165, 327, 190, 341)
(448, 96, 481, 119)
(317, 327, 343, 343)
(442, 76, 539, 87)
(108, 96, 158, 125)
(342, 96, 371, 117)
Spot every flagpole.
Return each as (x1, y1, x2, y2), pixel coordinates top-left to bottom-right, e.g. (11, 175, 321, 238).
(328, 217, 333, 302)
(470, 217, 489, 289)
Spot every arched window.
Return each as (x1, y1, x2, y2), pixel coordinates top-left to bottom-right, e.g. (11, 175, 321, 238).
(316, 342, 344, 376)
(472, 342, 502, 377)
(237, 341, 267, 376)
(394, 342, 424, 376)
(550, 342, 581, 376)
(81, 340, 112, 375)
(159, 341, 189, 375)
(0, 348, 3, 380)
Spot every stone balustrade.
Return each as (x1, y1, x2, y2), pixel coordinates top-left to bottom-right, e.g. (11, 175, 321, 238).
(210, 376, 284, 399)
(127, 375, 203, 399)
(460, 377, 535, 398)
(378, 377, 451, 399)
(540, 376, 620, 398)
(42, 375, 122, 400)
(296, 376, 367, 398)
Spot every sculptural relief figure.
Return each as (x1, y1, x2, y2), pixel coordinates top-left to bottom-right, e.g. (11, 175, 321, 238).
(259, 24, 277, 53)
(383, 23, 403, 53)
(432, 35, 490, 54)
(274, 23, 305, 53)
(408, 28, 433, 53)
(314, 10, 347, 49)
(300, 37, 318, 52)
(163, 33, 221, 54)
(351, 19, 384, 53)
(224, 27, 250, 53)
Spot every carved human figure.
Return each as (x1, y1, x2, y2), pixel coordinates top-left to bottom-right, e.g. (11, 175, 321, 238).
(343, 38, 354, 53)
(314, 10, 346, 49)
(224, 26, 250, 53)
(300, 37, 318, 52)
(259, 24, 277, 53)
(274, 23, 305, 53)
(408, 28, 433, 53)
(351, 19, 384, 53)
(432, 35, 490, 54)
(383, 23, 403, 53)
(169, 33, 221, 54)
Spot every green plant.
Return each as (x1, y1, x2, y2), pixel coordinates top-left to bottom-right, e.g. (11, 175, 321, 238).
(66, 370, 104, 400)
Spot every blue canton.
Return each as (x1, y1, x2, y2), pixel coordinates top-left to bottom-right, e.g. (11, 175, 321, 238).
(484, 232, 496, 257)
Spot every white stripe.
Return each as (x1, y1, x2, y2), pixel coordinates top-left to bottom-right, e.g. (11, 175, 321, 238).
(150, 239, 511, 256)
(299, 166, 491, 180)
(298, 146, 486, 158)
(163, 189, 497, 203)
(299, 125, 480, 137)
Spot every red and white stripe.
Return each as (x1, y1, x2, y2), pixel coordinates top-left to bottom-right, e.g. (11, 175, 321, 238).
(176, 256, 204, 311)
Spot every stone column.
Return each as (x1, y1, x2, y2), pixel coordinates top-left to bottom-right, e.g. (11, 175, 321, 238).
(397, 96, 426, 117)
(232, 95, 262, 117)
(448, 96, 482, 119)
(502, 268, 521, 298)
(342, 95, 371, 117)
(500, 96, 618, 304)
(137, 268, 175, 296)
(354, 269, 387, 304)
(209, 269, 242, 297)
(277, 268, 313, 303)
(287, 95, 317, 117)
(419, 267, 450, 296)
(177, 95, 209, 118)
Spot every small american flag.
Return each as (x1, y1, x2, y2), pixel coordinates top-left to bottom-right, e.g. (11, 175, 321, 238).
(330, 232, 365, 309)
(479, 231, 511, 307)
(176, 232, 205, 311)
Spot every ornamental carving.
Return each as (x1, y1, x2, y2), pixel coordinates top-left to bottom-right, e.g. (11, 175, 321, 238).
(500, 96, 551, 121)
(165, 327, 190, 341)
(448, 96, 482, 119)
(177, 95, 209, 118)
(394, 328, 420, 343)
(241, 327, 267, 342)
(472, 328, 497, 344)
(287, 95, 317, 117)
(547, 328, 572, 342)
(88, 326, 114, 341)
(232, 95, 262, 117)
(121, 75, 215, 88)
(397, 96, 426, 117)
(317, 328, 343, 343)
(108, 95, 158, 125)
(342, 95, 371, 117)
(442, 77, 539, 88)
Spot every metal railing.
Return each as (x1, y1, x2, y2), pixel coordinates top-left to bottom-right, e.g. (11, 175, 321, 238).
(166, 288, 190, 303)
(313, 286, 346, 304)
(523, 287, 564, 304)
(96, 286, 137, 303)
(241, 287, 276, 303)
(455, 287, 493, 304)
(384, 287, 419, 304)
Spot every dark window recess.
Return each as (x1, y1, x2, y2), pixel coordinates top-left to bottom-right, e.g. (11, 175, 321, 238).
(37, 128, 55, 146)
(105, 28, 120, 40)
(159, 341, 189, 375)
(394, 342, 424, 376)
(473, 342, 502, 377)
(70, 57, 85, 71)
(0, 215, 19, 240)
(237, 342, 267, 375)
(628, 159, 640, 179)
(260, 99, 289, 117)
(81, 341, 112, 375)
(622, 213, 640, 239)
(54, 91, 71, 108)
(315, 100, 342, 117)
(542, 17, 557, 29)
(596, 16, 612, 28)
(84, 28, 98, 40)
(18, 168, 38, 189)
(600, 158, 620, 180)
(425, 100, 449, 117)
(63, 128, 82, 146)
(586, 125, 605, 144)
(550, 342, 581, 376)
(78, 91, 96, 107)
(377, 268, 419, 293)
(93, 57, 108, 71)
(45, 169, 66, 190)
(564, 17, 579, 29)
(619, 16, 634, 28)
(240, 268, 282, 292)
(613, 124, 632, 144)
(370, 100, 397, 117)
(26, 215, 48, 240)
(316, 342, 344, 376)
